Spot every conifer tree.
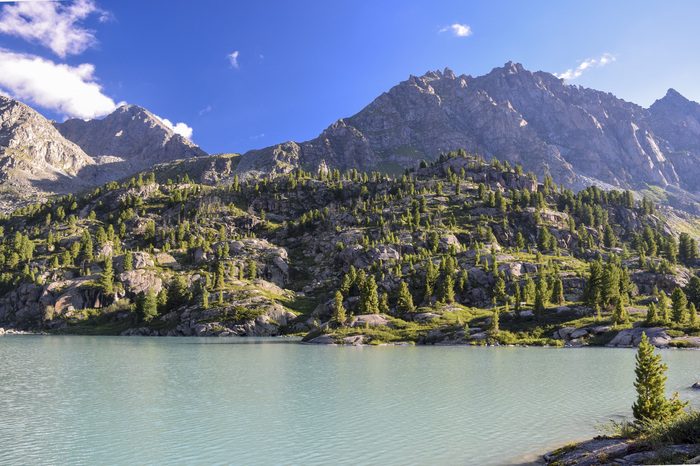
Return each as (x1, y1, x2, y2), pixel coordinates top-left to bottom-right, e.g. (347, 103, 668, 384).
(658, 292, 670, 323)
(202, 287, 209, 309)
(333, 290, 346, 325)
(534, 284, 546, 321)
(612, 300, 629, 324)
(167, 275, 189, 310)
(247, 259, 257, 280)
(645, 302, 657, 326)
(585, 261, 603, 307)
(687, 302, 698, 327)
(123, 250, 133, 271)
(100, 257, 114, 295)
(424, 260, 438, 301)
(490, 306, 500, 334)
(632, 333, 687, 422)
(441, 274, 455, 304)
(141, 288, 158, 321)
(359, 275, 379, 314)
(513, 284, 522, 316)
(671, 287, 688, 324)
(396, 281, 414, 314)
(379, 292, 390, 314)
(523, 278, 536, 304)
(551, 278, 564, 305)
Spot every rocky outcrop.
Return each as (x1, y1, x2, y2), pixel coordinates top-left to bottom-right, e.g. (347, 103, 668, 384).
(0, 276, 106, 328)
(544, 437, 700, 466)
(227, 238, 290, 286)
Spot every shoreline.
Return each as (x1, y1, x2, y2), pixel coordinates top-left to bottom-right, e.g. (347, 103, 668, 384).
(4, 328, 700, 352)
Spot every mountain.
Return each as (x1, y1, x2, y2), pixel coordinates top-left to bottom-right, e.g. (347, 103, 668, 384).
(237, 62, 700, 200)
(0, 98, 207, 211)
(55, 105, 207, 185)
(0, 96, 93, 210)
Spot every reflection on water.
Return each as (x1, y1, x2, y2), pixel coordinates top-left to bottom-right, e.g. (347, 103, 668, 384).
(1, 336, 699, 465)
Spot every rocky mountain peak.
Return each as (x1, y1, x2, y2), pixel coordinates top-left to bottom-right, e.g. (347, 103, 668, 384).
(650, 88, 698, 116)
(55, 104, 206, 184)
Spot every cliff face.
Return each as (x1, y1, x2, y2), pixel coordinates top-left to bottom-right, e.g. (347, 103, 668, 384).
(0, 96, 94, 207)
(237, 62, 700, 195)
(648, 89, 700, 192)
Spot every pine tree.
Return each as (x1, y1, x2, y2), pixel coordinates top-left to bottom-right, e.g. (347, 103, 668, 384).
(247, 259, 257, 280)
(359, 275, 379, 314)
(534, 284, 546, 321)
(513, 284, 522, 316)
(141, 288, 158, 321)
(379, 292, 390, 314)
(551, 278, 564, 305)
(333, 290, 346, 325)
(202, 287, 209, 309)
(123, 250, 133, 271)
(612, 300, 629, 324)
(396, 281, 414, 314)
(167, 275, 189, 310)
(645, 302, 657, 326)
(100, 257, 114, 295)
(490, 306, 500, 334)
(658, 292, 670, 323)
(689, 303, 697, 327)
(584, 261, 603, 307)
(494, 277, 506, 304)
(671, 287, 688, 324)
(632, 333, 687, 422)
(424, 260, 438, 302)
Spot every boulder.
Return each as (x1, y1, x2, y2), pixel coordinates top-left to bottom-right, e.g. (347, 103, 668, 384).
(118, 269, 163, 296)
(155, 252, 180, 270)
(607, 327, 671, 347)
(349, 314, 392, 328)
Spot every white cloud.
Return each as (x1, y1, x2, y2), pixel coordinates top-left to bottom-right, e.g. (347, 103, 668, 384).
(555, 53, 616, 81)
(0, 48, 119, 119)
(155, 114, 193, 140)
(227, 51, 239, 68)
(198, 105, 212, 116)
(0, 0, 108, 58)
(439, 23, 472, 37)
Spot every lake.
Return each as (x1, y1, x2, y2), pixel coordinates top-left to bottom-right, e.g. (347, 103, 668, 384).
(1, 336, 700, 465)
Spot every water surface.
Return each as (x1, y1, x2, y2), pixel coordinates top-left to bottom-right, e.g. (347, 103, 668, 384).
(1, 336, 700, 465)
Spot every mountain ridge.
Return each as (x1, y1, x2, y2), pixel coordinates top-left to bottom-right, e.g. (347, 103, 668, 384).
(236, 62, 700, 209)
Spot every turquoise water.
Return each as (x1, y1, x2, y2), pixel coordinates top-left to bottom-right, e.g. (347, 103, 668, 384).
(1, 336, 700, 465)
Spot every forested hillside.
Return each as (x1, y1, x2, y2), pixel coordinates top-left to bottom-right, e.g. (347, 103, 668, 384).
(1, 151, 700, 347)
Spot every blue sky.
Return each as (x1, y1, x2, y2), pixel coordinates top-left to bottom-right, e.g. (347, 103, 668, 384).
(0, 0, 699, 155)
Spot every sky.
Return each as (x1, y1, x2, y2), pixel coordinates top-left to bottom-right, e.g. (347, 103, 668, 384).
(0, 0, 698, 155)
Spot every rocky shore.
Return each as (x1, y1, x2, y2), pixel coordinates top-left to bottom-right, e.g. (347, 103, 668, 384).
(542, 437, 700, 465)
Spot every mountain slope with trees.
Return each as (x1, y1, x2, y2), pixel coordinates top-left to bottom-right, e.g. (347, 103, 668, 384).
(1, 151, 700, 347)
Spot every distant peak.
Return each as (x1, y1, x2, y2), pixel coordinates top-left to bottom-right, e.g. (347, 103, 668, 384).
(503, 61, 524, 73)
(664, 88, 687, 101)
(443, 67, 456, 79)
